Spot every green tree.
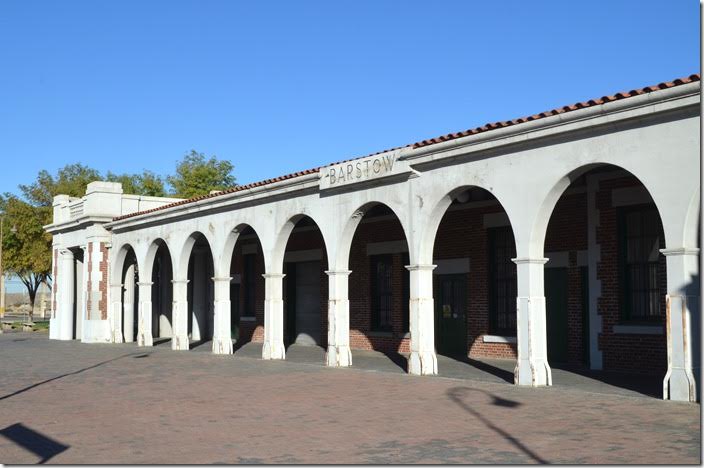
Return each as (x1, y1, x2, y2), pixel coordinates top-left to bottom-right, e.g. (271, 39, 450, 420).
(167, 150, 236, 198)
(0, 195, 52, 320)
(19, 163, 101, 207)
(105, 170, 167, 197)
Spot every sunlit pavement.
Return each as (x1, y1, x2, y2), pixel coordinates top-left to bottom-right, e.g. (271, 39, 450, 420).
(0, 332, 699, 464)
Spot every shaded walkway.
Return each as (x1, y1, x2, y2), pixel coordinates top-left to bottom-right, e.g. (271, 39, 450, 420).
(232, 341, 660, 399)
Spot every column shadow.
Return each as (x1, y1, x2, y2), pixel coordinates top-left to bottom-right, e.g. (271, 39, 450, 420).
(0, 423, 69, 463)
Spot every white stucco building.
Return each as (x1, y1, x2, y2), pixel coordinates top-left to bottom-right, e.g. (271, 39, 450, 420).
(46, 73, 701, 402)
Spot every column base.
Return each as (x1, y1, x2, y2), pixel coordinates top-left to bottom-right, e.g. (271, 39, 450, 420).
(262, 340, 285, 360)
(113, 330, 124, 344)
(49, 318, 58, 339)
(408, 350, 438, 375)
(212, 336, 234, 355)
(137, 332, 153, 347)
(664, 366, 697, 402)
(514, 358, 552, 386)
(172, 333, 190, 351)
(326, 344, 352, 367)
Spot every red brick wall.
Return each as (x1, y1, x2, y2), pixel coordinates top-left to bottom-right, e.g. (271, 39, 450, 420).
(595, 177, 667, 375)
(221, 177, 666, 375)
(230, 239, 265, 343)
(349, 217, 410, 354)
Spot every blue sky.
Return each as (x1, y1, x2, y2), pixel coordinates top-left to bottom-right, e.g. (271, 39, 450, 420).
(0, 0, 699, 197)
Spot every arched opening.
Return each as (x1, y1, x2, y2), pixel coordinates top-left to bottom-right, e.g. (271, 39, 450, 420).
(430, 187, 517, 381)
(120, 247, 139, 343)
(347, 203, 410, 367)
(151, 240, 173, 343)
(542, 164, 667, 397)
(186, 233, 215, 347)
(280, 216, 328, 357)
(227, 225, 266, 350)
(70, 247, 85, 340)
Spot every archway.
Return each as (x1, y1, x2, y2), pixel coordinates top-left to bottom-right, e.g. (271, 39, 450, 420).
(120, 247, 139, 343)
(226, 225, 266, 349)
(429, 187, 517, 380)
(186, 233, 215, 346)
(70, 247, 85, 340)
(345, 203, 411, 364)
(150, 240, 173, 342)
(278, 216, 328, 352)
(542, 164, 667, 397)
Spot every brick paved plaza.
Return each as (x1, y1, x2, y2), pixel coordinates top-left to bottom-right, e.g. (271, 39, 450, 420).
(0, 332, 699, 464)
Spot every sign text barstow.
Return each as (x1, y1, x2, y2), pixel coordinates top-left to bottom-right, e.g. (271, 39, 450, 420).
(320, 153, 404, 190)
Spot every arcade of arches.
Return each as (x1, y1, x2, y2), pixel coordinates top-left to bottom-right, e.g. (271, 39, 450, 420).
(45, 75, 700, 402)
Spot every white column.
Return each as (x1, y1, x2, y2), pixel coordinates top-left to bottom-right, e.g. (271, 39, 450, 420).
(513, 257, 552, 386)
(407, 264, 438, 376)
(661, 247, 699, 402)
(212, 276, 234, 354)
(325, 270, 352, 367)
(171, 279, 190, 350)
(136, 281, 153, 347)
(123, 264, 136, 343)
(262, 273, 286, 360)
(57, 249, 75, 341)
(110, 283, 123, 343)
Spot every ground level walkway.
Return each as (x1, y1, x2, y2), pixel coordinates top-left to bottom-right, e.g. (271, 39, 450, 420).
(0, 333, 699, 464)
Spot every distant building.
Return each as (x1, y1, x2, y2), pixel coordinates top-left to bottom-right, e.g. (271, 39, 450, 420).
(45, 74, 700, 402)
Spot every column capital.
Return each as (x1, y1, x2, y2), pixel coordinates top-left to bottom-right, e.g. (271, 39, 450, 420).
(660, 247, 700, 257)
(109, 283, 124, 289)
(325, 270, 352, 276)
(136, 281, 154, 287)
(171, 279, 190, 284)
(211, 276, 233, 283)
(405, 264, 436, 272)
(59, 248, 74, 257)
(512, 257, 549, 265)
(262, 273, 286, 279)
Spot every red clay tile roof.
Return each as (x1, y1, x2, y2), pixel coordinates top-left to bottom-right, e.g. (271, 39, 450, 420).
(112, 73, 700, 222)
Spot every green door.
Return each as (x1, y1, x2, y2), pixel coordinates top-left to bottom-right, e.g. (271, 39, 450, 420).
(435, 274, 467, 357)
(545, 267, 569, 363)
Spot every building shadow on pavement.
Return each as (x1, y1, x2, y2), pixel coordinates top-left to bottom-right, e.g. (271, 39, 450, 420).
(0, 352, 138, 402)
(0, 423, 69, 464)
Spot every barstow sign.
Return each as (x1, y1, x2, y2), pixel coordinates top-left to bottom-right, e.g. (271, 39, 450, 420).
(319, 151, 416, 190)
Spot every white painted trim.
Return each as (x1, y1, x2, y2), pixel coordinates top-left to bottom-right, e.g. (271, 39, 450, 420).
(611, 185, 653, 207)
(613, 324, 664, 335)
(434, 258, 470, 275)
(545, 252, 569, 268)
(284, 249, 323, 263)
(483, 212, 510, 228)
(366, 240, 408, 256)
(483, 335, 517, 344)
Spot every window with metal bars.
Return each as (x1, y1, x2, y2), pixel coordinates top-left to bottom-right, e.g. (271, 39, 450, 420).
(371, 254, 394, 332)
(619, 206, 663, 322)
(489, 226, 517, 335)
